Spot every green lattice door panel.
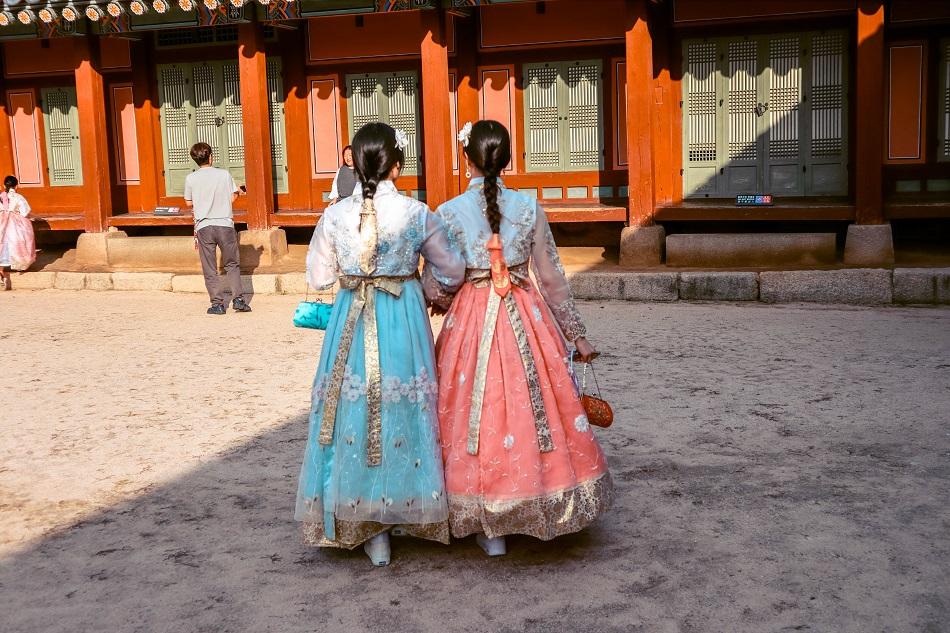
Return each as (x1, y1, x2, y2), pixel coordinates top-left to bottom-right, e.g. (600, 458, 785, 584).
(682, 31, 848, 198)
(803, 32, 848, 195)
(940, 39, 950, 162)
(40, 87, 83, 187)
(523, 60, 604, 172)
(722, 38, 762, 195)
(683, 41, 720, 195)
(267, 58, 288, 193)
(158, 59, 287, 196)
(345, 71, 421, 176)
(764, 36, 804, 196)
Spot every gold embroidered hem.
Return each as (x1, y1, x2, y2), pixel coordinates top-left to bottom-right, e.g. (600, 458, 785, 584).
(447, 471, 614, 541)
(302, 519, 451, 550)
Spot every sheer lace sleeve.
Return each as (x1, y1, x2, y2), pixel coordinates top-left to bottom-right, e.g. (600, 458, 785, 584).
(420, 211, 465, 308)
(305, 216, 339, 291)
(530, 204, 587, 342)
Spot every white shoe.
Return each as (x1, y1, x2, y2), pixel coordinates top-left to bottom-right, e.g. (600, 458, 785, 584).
(476, 534, 507, 557)
(364, 532, 391, 567)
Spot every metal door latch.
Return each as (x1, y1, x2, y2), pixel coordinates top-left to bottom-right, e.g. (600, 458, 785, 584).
(754, 102, 769, 117)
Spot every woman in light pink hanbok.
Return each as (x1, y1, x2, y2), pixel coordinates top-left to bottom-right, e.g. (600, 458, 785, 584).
(426, 121, 613, 556)
(0, 176, 36, 290)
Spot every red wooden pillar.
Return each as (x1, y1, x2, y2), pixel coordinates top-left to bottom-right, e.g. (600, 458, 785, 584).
(238, 20, 274, 230)
(855, 0, 886, 225)
(625, 0, 656, 227)
(282, 28, 313, 212)
(0, 73, 15, 179)
(420, 8, 453, 210)
(75, 34, 114, 233)
(130, 40, 161, 213)
(453, 15, 480, 195)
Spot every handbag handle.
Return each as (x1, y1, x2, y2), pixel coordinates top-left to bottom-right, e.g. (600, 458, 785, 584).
(581, 361, 602, 398)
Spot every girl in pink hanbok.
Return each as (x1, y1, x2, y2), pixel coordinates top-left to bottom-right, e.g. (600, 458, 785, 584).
(428, 121, 613, 556)
(0, 176, 36, 290)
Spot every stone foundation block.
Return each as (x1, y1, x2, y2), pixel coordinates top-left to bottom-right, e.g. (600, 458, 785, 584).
(53, 272, 87, 290)
(13, 271, 56, 290)
(679, 272, 759, 301)
(278, 272, 309, 296)
(108, 236, 201, 271)
(893, 269, 938, 304)
(112, 272, 174, 292)
(760, 269, 892, 304)
(667, 233, 836, 268)
(568, 272, 622, 300)
(75, 230, 128, 266)
(171, 275, 209, 294)
(85, 273, 114, 291)
(843, 223, 895, 266)
(621, 272, 679, 301)
(239, 229, 289, 267)
(241, 274, 279, 295)
(936, 270, 950, 305)
(619, 225, 665, 267)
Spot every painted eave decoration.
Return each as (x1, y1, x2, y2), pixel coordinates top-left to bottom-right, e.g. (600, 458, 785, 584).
(0, 0, 535, 38)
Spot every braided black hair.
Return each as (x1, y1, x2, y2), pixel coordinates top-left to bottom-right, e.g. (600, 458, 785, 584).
(463, 120, 511, 236)
(350, 122, 405, 227)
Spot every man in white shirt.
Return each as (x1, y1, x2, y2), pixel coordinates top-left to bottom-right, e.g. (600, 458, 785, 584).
(183, 142, 251, 315)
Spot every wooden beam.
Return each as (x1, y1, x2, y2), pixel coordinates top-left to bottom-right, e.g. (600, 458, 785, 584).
(420, 8, 453, 210)
(855, 0, 886, 225)
(130, 40, 161, 213)
(238, 20, 274, 230)
(75, 34, 114, 233)
(625, 0, 656, 227)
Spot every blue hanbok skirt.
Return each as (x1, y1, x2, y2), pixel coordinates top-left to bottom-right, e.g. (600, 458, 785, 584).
(294, 279, 450, 548)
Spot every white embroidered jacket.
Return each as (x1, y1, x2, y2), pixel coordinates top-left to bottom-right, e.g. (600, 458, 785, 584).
(305, 179, 465, 299)
(0, 191, 31, 216)
(433, 178, 587, 342)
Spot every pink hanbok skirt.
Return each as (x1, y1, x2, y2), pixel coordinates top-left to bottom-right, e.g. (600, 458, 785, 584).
(0, 211, 36, 271)
(435, 280, 613, 540)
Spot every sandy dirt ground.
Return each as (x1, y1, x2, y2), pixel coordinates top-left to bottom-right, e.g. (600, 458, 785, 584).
(0, 290, 948, 633)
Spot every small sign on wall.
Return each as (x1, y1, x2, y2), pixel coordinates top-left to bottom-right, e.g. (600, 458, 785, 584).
(153, 206, 181, 215)
(735, 194, 774, 206)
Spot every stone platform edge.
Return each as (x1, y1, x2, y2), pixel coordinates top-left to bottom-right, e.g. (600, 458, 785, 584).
(8, 269, 950, 305)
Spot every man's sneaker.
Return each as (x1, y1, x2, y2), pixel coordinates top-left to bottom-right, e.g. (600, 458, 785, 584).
(207, 304, 226, 315)
(232, 298, 252, 313)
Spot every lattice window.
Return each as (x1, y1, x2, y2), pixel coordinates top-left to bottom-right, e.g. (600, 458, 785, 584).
(566, 62, 601, 168)
(345, 71, 420, 175)
(727, 40, 758, 162)
(685, 41, 717, 163)
(768, 37, 801, 159)
(386, 74, 419, 173)
(810, 32, 845, 158)
(524, 60, 603, 173)
(525, 64, 560, 169)
(682, 31, 847, 198)
(40, 87, 82, 186)
(157, 58, 287, 195)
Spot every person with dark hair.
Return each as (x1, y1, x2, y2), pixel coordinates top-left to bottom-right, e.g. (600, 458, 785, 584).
(294, 122, 465, 566)
(0, 175, 36, 290)
(328, 145, 356, 204)
(183, 142, 251, 315)
(426, 120, 613, 556)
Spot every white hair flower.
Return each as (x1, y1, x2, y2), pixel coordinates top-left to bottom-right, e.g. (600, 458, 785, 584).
(393, 129, 410, 151)
(457, 121, 473, 147)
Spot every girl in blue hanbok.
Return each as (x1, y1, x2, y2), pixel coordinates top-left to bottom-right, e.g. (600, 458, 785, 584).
(294, 123, 465, 566)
